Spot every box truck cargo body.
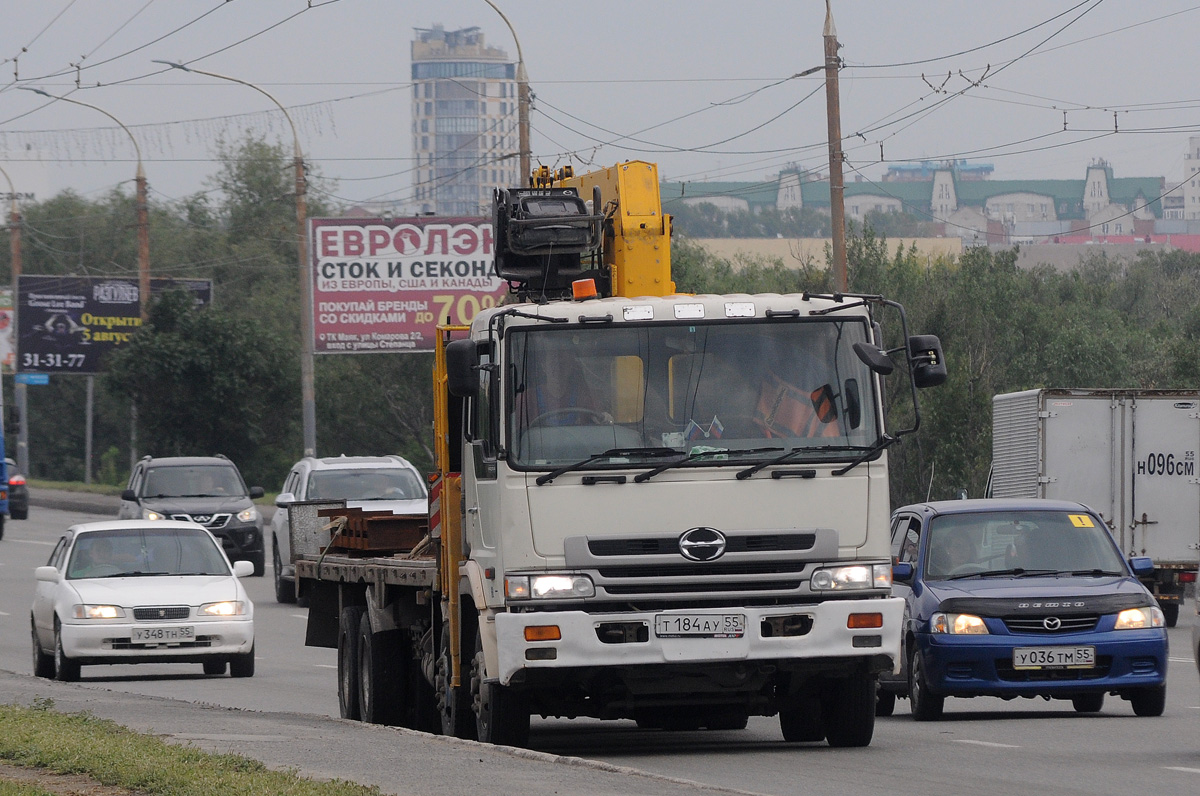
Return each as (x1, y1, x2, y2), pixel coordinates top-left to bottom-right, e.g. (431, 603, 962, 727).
(992, 388, 1200, 626)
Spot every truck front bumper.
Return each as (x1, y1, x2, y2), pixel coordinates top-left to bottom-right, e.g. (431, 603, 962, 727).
(495, 597, 903, 686)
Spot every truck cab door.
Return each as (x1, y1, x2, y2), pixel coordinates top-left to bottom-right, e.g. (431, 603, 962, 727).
(462, 346, 502, 605)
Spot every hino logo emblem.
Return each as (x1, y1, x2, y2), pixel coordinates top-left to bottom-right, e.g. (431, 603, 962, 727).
(678, 527, 727, 562)
(1043, 616, 1062, 630)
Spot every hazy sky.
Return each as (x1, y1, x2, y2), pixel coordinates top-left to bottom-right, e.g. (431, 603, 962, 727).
(2, 1, 1198, 207)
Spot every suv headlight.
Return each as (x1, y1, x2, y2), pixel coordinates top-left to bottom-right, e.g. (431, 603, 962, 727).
(505, 574, 595, 600)
(1114, 606, 1164, 630)
(931, 612, 989, 634)
(237, 507, 259, 523)
(143, 509, 168, 521)
(810, 564, 892, 591)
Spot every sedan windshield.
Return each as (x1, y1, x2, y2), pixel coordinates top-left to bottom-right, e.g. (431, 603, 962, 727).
(67, 528, 231, 579)
(508, 318, 879, 469)
(924, 510, 1127, 580)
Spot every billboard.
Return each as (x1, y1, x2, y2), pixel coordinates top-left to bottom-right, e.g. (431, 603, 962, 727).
(16, 276, 212, 375)
(0, 288, 13, 375)
(310, 217, 507, 354)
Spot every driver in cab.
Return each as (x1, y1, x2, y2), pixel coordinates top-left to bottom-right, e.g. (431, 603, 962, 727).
(517, 351, 611, 427)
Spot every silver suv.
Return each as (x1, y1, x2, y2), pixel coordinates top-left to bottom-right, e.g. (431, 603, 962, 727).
(270, 455, 427, 602)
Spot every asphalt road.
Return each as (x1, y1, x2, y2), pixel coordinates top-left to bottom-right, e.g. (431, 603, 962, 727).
(1, 492, 1198, 796)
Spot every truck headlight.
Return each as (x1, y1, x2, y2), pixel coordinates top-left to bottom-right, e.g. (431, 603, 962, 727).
(930, 612, 989, 634)
(1113, 606, 1164, 630)
(810, 564, 892, 590)
(72, 604, 125, 619)
(505, 574, 595, 600)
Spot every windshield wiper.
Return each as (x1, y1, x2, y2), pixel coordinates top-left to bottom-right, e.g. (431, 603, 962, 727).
(119, 571, 171, 577)
(736, 443, 877, 480)
(179, 493, 225, 498)
(947, 567, 1057, 580)
(1061, 569, 1125, 577)
(635, 447, 784, 483)
(535, 447, 680, 486)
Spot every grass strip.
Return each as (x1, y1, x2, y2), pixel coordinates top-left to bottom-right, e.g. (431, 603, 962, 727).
(0, 700, 381, 796)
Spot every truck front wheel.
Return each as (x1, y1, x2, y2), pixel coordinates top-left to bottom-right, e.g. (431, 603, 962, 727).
(436, 620, 477, 739)
(1161, 602, 1179, 628)
(823, 671, 876, 747)
(471, 630, 530, 747)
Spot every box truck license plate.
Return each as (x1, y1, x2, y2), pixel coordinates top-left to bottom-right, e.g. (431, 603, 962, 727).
(1012, 645, 1095, 669)
(654, 613, 745, 638)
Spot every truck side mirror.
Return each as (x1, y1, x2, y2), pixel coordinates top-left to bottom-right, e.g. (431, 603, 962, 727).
(892, 561, 914, 583)
(852, 342, 894, 375)
(446, 339, 479, 398)
(121, 489, 138, 502)
(908, 334, 947, 388)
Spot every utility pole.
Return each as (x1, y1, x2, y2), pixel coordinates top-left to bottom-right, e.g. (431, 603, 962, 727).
(823, 0, 848, 292)
(0, 164, 23, 475)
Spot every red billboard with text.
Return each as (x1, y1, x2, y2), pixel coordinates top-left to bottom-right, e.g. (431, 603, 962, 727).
(309, 217, 506, 354)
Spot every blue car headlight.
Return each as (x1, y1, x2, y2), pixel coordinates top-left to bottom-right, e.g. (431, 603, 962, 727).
(1113, 606, 1164, 630)
(930, 612, 989, 635)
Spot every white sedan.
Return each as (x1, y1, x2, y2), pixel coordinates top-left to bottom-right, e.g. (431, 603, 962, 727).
(31, 519, 256, 681)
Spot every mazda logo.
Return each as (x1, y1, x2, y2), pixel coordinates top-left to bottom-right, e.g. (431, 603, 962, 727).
(1043, 616, 1062, 630)
(678, 527, 727, 562)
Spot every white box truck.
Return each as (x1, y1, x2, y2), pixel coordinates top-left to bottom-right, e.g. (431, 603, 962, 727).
(991, 388, 1200, 626)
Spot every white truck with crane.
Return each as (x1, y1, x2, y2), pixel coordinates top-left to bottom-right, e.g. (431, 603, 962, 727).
(289, 161, 947, 747)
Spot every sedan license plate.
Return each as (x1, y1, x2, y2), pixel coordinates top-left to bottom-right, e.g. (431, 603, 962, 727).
(654, 613, 745, 639)
(1012, 645, 1095, 669)
(132, 626, 195, 643)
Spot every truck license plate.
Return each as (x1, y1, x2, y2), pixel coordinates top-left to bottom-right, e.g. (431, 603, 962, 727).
(654, 613, 745, 638)
(132, 626, 195, 643)
(1012, 645, 1095, 669)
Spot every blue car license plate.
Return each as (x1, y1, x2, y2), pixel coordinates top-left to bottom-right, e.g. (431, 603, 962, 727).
(1012, 645, 1095, 669)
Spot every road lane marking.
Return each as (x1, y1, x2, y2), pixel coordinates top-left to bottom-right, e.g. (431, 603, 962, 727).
(291, 614, 307, 619)
(953, 740, 1021, 749)
(0, 610, 9, 616)
(5, 538, 56, 546)
(315, 664, 337, 669)
(1165, 767, 1200, 774)
(1168, 656, 1192, 662)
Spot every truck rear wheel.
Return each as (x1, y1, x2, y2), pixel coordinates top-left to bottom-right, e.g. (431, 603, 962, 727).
(358, 612, 403, 725)
(338, 606, 364, 720)
(823, 672, 876, 747)
(1161, 602, 1179, 628)
(471, 630, 530, 747)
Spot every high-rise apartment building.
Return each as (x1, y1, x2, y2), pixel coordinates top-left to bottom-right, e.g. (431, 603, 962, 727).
(411, 25, 519, 217)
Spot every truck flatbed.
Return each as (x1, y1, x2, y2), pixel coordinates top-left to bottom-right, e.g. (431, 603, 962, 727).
(295, 553, 436, 588)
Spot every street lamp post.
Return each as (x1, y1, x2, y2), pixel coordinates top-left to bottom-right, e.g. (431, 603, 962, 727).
(155, 61, 317, 458)
(19, 87, 149, 482)
(483, 1, 531, 181)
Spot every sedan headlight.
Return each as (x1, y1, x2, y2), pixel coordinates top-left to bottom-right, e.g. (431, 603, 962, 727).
(237, 507, 259, 523)
(1113, 606, 1164, 630)
(810, 564, 892, 591)
(505, 574, 595, 601)
(200, 601, 248, 617)
(142, 509, 168, 521)
(930, 612, 989, 635)
(72, 604, 125, 619)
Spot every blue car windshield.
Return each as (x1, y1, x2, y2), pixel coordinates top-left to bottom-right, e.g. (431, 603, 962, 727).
(924, 510, 1126, 580)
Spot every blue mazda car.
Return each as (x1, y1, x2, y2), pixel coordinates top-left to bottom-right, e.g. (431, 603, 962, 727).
(878, 499, 1167, 720)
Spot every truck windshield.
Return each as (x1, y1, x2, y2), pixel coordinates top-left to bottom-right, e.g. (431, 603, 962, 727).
(507, 318, 880, 469)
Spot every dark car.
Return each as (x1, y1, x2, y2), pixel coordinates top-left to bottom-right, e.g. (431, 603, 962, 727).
(6, 458, 28, 520)
(118, 455, 266, 576)
(878, 499, 1167, 720)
